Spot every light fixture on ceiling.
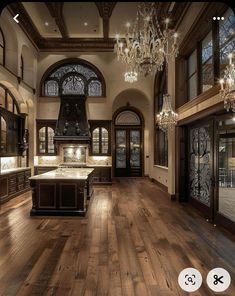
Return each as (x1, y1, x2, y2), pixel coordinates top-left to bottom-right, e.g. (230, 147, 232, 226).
(156, 93, 178, 132)
(115, 2, 179, 78)
(45, 21, 49, 26)
(124, 70, 138, 83)
(220, 52, 235, 112)
(84, 22, 88, 26)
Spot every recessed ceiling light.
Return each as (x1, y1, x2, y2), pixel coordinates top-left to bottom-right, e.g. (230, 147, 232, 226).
(45, 22, 49, 26)
(84, 22, 88, 26)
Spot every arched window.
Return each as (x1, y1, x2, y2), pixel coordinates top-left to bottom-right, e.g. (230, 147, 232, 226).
(41, 58, 106, 97)
(0, 28, 5, 66)
(20, 55, 24, 80)
(0, 83, 20, 114)
(154, 64, 168, 167)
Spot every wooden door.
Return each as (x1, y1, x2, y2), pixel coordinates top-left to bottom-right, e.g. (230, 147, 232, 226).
(115, 128, 142, 177)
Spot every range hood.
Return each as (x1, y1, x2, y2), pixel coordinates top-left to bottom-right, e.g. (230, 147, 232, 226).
(54, 95, 91, 146)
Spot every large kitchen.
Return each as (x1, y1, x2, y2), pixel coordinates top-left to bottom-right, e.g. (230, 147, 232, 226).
(1, 2, 235, 295)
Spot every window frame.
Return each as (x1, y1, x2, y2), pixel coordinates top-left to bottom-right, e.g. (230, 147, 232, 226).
(40, 58, 106, 98)
(0, 27, 5, 66)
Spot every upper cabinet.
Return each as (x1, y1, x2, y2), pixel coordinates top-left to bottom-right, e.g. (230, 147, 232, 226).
(36, 120, 57, 155)
(0, 84, 27, 157)
(89, 120, 111, 156)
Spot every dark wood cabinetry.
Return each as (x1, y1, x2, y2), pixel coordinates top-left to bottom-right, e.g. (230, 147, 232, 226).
(89, 120, 111, 156)
(0, 168, 31, 204)
(36, 120, 57, 156)
(92, 167, 111, 184)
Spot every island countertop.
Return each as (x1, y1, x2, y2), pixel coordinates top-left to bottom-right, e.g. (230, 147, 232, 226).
(29, 168, 94, 180)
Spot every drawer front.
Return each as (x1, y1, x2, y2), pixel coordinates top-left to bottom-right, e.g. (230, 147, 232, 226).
(17, 173, 25, 184)
(18, 184, 24, 191)
(25, 170, 31, 178)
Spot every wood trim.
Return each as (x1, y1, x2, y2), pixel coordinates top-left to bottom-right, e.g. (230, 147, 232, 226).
(176, 84, 220, 114)
(95, 3, 116, 40)
(45, 2, 69, 38)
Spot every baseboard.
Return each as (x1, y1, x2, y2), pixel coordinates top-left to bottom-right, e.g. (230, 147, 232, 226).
(150, 177, 176, 201)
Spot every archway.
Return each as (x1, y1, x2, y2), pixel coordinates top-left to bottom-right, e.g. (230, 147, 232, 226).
(113, 106, 144, 177)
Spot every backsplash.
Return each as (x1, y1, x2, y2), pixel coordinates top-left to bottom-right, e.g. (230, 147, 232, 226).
(0, 157, 18, 171)
(35, 155, 112, 166)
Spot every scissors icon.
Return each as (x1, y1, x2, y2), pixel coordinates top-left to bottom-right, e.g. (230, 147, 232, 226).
(213, 274, 224, 285)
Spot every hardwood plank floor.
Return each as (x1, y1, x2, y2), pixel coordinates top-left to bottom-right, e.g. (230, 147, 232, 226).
(0, 178, 235, 296)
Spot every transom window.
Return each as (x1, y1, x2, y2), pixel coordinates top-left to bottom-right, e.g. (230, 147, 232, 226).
(41, 59, 105, 97)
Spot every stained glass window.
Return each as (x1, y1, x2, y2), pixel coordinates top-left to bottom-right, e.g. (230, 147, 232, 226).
(201, 31, 213, 92)
(219, 8, 235, 74)
(62, 75, 85, 95)
(88, 80, 102, 96)
(45, 80, 59, 96)
(42, 61, 104, 97)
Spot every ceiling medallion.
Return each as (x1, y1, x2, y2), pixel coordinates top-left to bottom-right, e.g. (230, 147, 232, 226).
(156, 94, 178, 132)
(115, 2, 179, 80)
(220, 53, 235, 112)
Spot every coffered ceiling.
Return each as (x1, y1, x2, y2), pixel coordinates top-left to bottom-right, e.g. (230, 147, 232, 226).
(6, 2, 191, 52)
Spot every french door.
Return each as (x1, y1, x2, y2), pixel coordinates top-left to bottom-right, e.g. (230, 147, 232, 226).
(115, 128, 142, 177)
(188, 121, 214, 220)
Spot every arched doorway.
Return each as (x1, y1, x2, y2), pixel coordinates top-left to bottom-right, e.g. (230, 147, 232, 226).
(113, 107, 144, 177)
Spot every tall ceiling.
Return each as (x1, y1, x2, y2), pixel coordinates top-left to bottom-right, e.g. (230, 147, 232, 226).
(6, 2, 190, 52)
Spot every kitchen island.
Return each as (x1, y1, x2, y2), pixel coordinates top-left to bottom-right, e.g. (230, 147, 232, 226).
(29, 168, 94, 216)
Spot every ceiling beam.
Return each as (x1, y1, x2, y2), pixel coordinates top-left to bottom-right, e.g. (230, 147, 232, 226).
(38, 38, 115, 52)
(45, 2, 69, 38)
(7, 2, 41, 50)
(95, 2, 116, 40)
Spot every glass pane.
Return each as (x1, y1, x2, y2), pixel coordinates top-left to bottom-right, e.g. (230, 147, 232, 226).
(188, 49, 197, 77)
(189, 126, 211, 206)
(50, 64, 97, 80)
(101, 128, 108, 154)
(45, 80, 59, 96)
(88, 80, 102, 96)
(116, 130, 126, 168)
(156, 129, 168, 167)
(188, 74, 197, 100)
(130, 130, 140, 168)
(219, 8, 235, 75)
(218, 130, 235, 222)
(202, 57, 213, 92)
(48, 127, 55, 153)
(39, 127, 46, 153)
(0, 116, 7, 152)
(201, 32, 213, 63)
(92, 128, 100, 154)
(62, 75, 85, 95)
(0, 86, 5, 108)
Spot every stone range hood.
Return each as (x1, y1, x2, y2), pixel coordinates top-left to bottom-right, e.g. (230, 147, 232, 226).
(54, 95, 91, 146)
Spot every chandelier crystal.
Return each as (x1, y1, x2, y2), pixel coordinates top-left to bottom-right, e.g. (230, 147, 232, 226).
(156, 94, 178, 132)
(220, 53, 235, 112)
(124, 71, 138, 83)
(115, 2, 179, 77)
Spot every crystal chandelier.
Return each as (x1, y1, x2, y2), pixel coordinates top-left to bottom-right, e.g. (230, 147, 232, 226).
(220, 53, 235, 112)
(124, 71, 138, 83)
(115, 2, 179, 77)
(156, 94, 178, 132)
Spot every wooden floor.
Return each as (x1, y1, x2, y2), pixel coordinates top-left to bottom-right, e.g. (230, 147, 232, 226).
(0, 178, 235, 296)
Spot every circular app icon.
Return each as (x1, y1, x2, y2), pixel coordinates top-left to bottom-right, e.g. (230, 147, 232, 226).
(207, 268, 231, 292)
(178, 268, 202, 292)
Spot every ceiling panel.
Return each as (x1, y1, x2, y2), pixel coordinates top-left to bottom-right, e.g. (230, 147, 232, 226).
(63, 2, 103, 38)
(109, 2, 138, 38)
(22, 2, 62, 38)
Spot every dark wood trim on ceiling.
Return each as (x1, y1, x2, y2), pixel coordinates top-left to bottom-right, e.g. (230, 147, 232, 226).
(95, 2, 116, 40)
(45, 2, 69, 38)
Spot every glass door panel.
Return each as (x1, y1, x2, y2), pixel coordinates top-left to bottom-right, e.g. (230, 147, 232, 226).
(189, 124, 212, 212)
(130, 130, 140, 168)
(0, 116, 7, 152)
(101, 128, 109, 154)
(116, 130, 126, 168)
(48, 127, 55, 154)
(39, 127, 46, 153)
(218, 134, 235, 222)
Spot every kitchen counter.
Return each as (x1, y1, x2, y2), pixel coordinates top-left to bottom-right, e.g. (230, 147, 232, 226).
(34, 164, 112, 167)
(0, 167, 31, 175)
(30, 168, 94, 180)
(30, 168, 94, 216)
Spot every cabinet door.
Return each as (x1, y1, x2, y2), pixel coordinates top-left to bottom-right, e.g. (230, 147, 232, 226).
(0, 116, 7, 153)
(0, 177, 8, 200)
